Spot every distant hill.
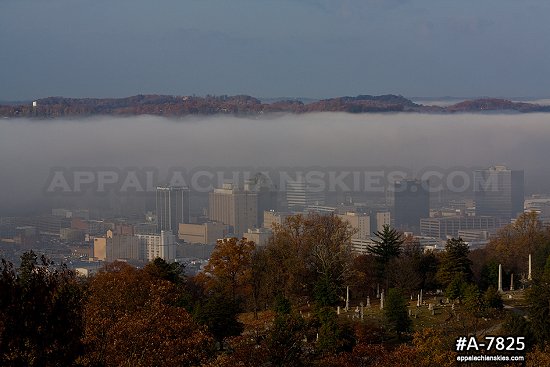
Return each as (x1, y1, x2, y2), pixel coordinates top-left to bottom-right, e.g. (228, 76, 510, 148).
(2, 94, 549, 118)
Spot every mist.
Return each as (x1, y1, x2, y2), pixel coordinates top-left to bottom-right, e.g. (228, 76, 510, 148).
(1, 112, 550, 215)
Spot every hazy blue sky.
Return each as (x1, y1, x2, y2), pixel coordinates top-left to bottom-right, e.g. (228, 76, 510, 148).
(1, 0, 549, 100)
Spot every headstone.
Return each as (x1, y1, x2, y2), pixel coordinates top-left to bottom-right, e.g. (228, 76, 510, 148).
(346, 286, 350, 311)
(529, 254, 532, 281)
(498, 264, 503, 292)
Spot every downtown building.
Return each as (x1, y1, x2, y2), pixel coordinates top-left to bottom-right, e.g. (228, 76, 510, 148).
(208, 183, 258, 237)
(420, 215, 508, 240)
(286, 178, 325, 210)
(473, 166, 524, 219)
(156, 186, 190, 235)
(393, 179, 430, 234)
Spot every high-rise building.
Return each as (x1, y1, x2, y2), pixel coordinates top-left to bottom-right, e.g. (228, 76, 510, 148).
(286, 178, 325, 209)
(474, 166, 524, 219)
(208, 183, 258, 237)
(246, 174, 279, 225)
(393, 179, 430, 233)
(137, 230, 176, 262)
(156, 186, 190, 234)
(337, 212, 371, 240)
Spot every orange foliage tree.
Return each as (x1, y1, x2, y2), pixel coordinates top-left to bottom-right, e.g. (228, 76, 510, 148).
(80, 261, 214, 366)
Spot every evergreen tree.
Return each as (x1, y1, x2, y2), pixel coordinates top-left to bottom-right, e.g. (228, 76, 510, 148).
(367, 225, 404, 287)
(437, 238, 473, 288)
(368, 225, 404, 265)
(384, 288, 412, 338)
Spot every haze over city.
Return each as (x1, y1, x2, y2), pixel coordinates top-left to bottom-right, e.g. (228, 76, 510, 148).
(1, 112, 550, 215)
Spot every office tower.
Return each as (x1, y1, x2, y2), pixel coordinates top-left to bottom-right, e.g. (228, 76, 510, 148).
(474, 166, 524, 219)
(372, 211, 391, 233)
(393, 179, 430, 233)
(337, 212, 371, 240)
(245, 174, 279, 226)
(137, 230, 176, 262)
(286, 178, 325, 210)
(156, 186, 190, 234)
(208, 183, 258, 237)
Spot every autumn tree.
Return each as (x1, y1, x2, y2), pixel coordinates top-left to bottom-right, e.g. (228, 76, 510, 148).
(485, 212, 550, 277)
(265, 214, 355, 306)
(202, 237, 255, 303)
(80, 261, 214, 366)
(527, 254, 550, 346)
(266, 296, 309, 367)
(0, 252, 84, 366)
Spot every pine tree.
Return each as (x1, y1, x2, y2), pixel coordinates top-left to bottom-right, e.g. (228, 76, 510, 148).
(384, 288, 412, 338)
(367, 225, 404, 287)
(437, 237, 473, 288)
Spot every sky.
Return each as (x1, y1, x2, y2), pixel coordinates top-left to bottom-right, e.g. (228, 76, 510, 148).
(1, 0, 550, 101)
(1, 113, 549, 215)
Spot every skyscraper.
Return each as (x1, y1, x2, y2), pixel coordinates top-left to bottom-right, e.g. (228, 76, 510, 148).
(393, 179, 430, 233)
(156, 186, 190, 234)
(286, 178, 325, 210)
(208, 183, 258, 237)
(474, 166, 524, 219)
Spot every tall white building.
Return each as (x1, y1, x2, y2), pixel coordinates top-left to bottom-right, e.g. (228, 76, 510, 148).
(137, 230, 176, 262)
(286, 178, 325, 209)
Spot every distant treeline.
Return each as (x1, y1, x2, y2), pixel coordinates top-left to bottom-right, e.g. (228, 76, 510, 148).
(2, 94, 550, 118)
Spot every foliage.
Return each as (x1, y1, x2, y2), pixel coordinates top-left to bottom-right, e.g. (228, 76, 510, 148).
(266, 214, 355, 305)
(315, 306, 355, 355)
(483, 286, 503, 311)
(502, 313, 535, 352)
(202, 237, 255, 303)
(267, 312, 308, 366)
(0, 252, 84, 367)
(384, 288, 412, 337)
(194, 291, 243, 347)
(80, 261, 214, 366)
(143, 257, 186, 284)
(367, 224, 403, 265)
(526, 254, 550, 346)
(485, 212, 550, 276)
(437, 237, 473, 288)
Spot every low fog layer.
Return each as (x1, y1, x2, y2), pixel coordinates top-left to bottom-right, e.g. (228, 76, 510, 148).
(1, 112, 549, 215)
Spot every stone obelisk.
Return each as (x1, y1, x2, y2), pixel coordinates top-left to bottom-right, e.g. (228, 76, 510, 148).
(498, 264, 503, 292)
